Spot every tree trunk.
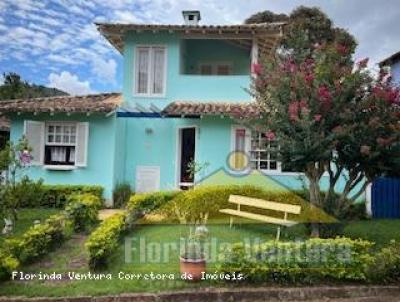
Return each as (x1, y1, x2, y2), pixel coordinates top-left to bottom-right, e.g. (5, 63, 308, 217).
(308, 175, 321, 238)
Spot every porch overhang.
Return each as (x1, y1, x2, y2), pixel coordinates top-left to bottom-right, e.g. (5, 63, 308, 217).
(96, 22, 286, 59)
(161, 101, 263, 119)
(0, 93, 122, 115)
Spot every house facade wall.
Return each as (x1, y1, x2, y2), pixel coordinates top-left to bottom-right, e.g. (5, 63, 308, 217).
(122, 32, 251, 109)
(391, 60, 400, 84)
(10, 113, 118, 204)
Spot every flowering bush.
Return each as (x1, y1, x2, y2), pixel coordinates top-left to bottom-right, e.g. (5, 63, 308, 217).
(65, 193, 102, 232)
(251, 7, 400, 236)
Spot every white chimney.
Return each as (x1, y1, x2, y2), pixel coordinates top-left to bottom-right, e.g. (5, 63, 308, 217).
(182, 10, 201, 25)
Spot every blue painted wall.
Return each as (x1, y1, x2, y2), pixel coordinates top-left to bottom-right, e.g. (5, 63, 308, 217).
(122, 32, 251, 109)
(10, 113, 118, 203)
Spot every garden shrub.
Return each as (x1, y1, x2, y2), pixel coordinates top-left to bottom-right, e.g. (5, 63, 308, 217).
(6, 213, 73, 264)
(85, 212, 127, 269)
(65, 193, 102, 232)
(2, 176, 45, 208)
(40, 185, 104, 208)
(158, 185, 335, 224)
(127, 191, 182, 220)
(0, 249, 19, 281)
(113, 183, 132, 208)
(218, 237, 374, 283)
(368, 240, 400, 283)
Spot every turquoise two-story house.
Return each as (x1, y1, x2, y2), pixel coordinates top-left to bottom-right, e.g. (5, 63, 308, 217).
(0, 11, 354, 205)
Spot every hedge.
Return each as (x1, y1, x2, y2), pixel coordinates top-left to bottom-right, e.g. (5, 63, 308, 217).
(41, 185, 104, 208)
(127, 191, 182, 219)
(5, 213, 73, 265)
(85, 212, 127, 269)
(157, 185, 335, 224)
(218, 237, 375, 283)
(0, 249, 19, 281)
(368, 240, 400, 283)
(65, 193, 102, 232)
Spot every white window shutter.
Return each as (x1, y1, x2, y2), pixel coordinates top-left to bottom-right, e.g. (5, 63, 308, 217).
(24, 120, 45, 165)
(75, 122, 89, 167)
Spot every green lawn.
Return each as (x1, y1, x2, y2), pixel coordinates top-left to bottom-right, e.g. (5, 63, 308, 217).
(0, 208, 60, 245)
(0, 219, 399, 297)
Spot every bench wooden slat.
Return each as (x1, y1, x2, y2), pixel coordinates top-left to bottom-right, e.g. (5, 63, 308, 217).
(228, 195, 301, 214)
(219, 209, 298, 227)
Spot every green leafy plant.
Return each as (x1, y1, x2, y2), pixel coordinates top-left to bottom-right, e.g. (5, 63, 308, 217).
(218, 237, 374, 283)
(85, 212, 127, 269)
(158, 185, 334, 224)
(368, 240, 400, 283)
(127, 191, 182, 220)
(65, 193, 102, 232)
(6, 214, 73, 264)
(0, 248, 19, 281)
(40, 185, 104, 208)
(112, 183, 132, 208)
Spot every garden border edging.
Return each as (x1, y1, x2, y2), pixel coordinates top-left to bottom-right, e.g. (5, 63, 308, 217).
(1, 286, 400, 302)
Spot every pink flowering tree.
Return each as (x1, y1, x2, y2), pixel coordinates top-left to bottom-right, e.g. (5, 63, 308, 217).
(251, 7, 400, 236)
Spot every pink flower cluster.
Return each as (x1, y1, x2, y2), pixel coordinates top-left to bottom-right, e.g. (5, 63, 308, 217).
(251, 63, 262, 76)
(318, 85, 332, 111)
(288, 100, 308, 121)
(19, 150, 32, 165)
(372, 86, 400, 105)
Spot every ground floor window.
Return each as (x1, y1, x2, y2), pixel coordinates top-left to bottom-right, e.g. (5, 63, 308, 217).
(250, 131, 279, 171)
(44, 122, 76, 165)
(232, 126, 287, 173)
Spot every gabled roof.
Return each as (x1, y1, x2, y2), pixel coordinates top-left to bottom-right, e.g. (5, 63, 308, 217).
(379, 51, 400, 67)
(96, 22, 285, 55)
(162, 101, 263, 118)
(0, 93, 121, 114)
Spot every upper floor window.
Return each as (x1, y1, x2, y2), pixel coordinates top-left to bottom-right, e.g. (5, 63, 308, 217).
(199, 62, 232, 75)
(135, 46, 166, 96)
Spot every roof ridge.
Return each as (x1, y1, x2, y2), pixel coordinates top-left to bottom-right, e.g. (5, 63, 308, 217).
(0, 92, 121, 103)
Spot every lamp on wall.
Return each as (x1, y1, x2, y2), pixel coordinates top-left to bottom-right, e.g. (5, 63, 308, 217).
(145, 128, 153, 135)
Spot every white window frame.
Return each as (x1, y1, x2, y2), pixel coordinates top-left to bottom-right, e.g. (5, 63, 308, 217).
(134, 45, 167, 97)
(44, 121, 77, 168)
(230, 126, 303, 176)
(198, 61, 233, 75)
(250, 131, 281, 172)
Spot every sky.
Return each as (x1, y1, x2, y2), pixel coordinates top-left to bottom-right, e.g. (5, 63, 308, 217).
(0, 0, 399, 95)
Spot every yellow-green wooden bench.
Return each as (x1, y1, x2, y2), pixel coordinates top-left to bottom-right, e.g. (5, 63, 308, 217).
(219, 195, 302, 240)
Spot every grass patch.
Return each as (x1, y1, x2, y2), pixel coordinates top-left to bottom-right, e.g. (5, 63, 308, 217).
(0, 219, 399, 297)
(0, 208, 60, 245)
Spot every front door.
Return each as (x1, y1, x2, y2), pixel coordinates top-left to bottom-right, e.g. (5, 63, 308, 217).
(179, 127, 196, 189)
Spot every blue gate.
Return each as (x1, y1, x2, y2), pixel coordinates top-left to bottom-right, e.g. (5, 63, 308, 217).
(371, 177, 400, 218)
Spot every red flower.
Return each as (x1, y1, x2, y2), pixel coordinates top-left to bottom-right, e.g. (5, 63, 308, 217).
(314, 114, 322, 122)
(304, 73, 315, 85)
(357, 58, 369, 69)
(266, 130, 276, 141)
(251, 63, 262, 75)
